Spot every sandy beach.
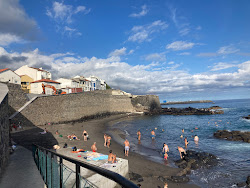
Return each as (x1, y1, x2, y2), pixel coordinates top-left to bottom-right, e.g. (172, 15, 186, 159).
(11, 114, 199, 188)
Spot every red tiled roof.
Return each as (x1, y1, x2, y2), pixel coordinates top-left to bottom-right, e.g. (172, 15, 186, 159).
(31, 79, 60, 84)
(0, 68, 9, 73)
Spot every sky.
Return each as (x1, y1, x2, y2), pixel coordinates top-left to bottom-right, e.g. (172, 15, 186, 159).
(0, 0, 250, 102)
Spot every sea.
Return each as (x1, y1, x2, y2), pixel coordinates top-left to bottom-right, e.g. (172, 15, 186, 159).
(112, 98, 250, 188)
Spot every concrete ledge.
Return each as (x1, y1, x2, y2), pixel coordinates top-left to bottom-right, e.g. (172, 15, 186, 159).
(56, 148, 129, 188)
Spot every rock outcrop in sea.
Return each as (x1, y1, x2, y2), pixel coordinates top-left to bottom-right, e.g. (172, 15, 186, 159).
(158, 150, 218, 183)
(214, 130, 250, 143)
(243, 115, 250, 120)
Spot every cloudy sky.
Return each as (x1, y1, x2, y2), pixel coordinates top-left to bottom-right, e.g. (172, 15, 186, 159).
(0, 0, 250, 101)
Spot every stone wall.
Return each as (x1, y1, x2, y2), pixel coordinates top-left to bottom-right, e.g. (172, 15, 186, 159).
(11, 90, 161, 127)
(0, 84, 10, 176)
(0, 82, 28, 116)
(12, 91, 135, 126)
(131, 95, 161, 112)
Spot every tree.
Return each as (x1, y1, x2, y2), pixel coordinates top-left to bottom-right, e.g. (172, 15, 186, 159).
(106, 84, 111, 89)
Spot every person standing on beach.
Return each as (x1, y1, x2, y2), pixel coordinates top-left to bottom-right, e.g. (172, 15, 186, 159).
(107, 135, 111, 148)
(137, 130, 141, 141)
(184, 137, 189, 148)
(82, 130, 88, 141)
(91, 142, 97, 152)
(177, 146, 186, 159)
(104, 134, 107, 147)
(151, 130, 156, 140)
(124, 139, 130, 156)
(162, 143, 169, 160)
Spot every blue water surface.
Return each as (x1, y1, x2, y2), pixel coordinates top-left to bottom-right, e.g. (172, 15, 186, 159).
(113, 99, 250, 188)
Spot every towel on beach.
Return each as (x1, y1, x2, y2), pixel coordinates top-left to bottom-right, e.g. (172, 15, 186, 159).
(92, 155, 108, 161)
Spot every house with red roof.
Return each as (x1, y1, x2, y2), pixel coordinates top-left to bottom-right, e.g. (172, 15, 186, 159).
(30, 79, 61, 95)
(0, 68, 21, 84)
(15, 65, 52, 81)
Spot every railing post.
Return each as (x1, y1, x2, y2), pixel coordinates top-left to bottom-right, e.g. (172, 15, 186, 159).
(60, 157, 63, 188)
(51, 153, 53, 188)
(46, 150, 48, 186)
(76, 164, 80, 188)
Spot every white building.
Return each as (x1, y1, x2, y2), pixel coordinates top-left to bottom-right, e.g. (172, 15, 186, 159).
(72, 76, 91, 92)
(0, 68, 21, 84)
(30, 79, 60, 95)
(86, 76, 106, 91)
(56, 78, 79, 89)
(15, 65, 52, 81)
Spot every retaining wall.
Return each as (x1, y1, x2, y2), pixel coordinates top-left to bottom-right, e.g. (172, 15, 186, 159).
(0, 83, 10, 175)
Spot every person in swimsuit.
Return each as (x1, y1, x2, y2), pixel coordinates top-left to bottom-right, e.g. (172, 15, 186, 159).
(162, 143, 169, 160)
(184, 137, 189, 148)
(108, 150, 116, 163)
(107, 136, 111, 148)
(151, 130, 156, 140)
(124, 139, 130, 156)
(194, 135, 199, 142)
(177, 146, 186, 159)
(72, 134, 80, 140)
(104, 134, 107, 147)
(137, 130, 141, 141)
(91, 142, 97, 152)
(164, 153, 168, 160)
(82, 130, 88, 141)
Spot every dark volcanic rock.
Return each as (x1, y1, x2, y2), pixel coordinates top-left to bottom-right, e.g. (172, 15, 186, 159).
(129, 172, 144, 182)
(156, 106, 224, 116)
(247, 175, 250, 185)
(169, 175, 189, 183)
(237, 182, 247, 187)
(243, 115, 250, 119)
(174, 150, 218, 177)
(214, 130, 250, 143)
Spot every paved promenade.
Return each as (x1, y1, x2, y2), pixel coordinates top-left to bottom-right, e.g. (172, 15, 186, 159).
(0, 146, 46, 188)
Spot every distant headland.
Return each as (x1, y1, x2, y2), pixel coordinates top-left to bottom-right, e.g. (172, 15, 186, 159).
(161, 100, 213, 105)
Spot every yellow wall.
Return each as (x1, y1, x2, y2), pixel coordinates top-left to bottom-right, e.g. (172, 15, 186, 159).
(20, 75, 34, 93)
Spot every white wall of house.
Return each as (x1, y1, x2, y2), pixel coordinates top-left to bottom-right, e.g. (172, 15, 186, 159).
(87, 76, 104, 91)
(56, 78, 78, 88)
(30, 82, 61, 94)
(15, 65, 52, 81)
(0, 70, 21, 84)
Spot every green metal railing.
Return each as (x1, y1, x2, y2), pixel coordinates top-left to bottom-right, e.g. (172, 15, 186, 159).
(32, 144, 138, 188)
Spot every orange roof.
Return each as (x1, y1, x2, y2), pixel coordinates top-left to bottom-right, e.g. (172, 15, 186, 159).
(0, 68, 9, 73)
(31, 79, 60, 84)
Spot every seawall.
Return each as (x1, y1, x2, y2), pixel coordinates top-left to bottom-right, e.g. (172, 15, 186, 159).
(0, 83, 10, 176)
(11, 90, 161, 127)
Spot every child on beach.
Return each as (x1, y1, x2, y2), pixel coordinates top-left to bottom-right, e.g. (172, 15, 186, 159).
(91, 142, 97, 152)
(107, 136, 111, 148)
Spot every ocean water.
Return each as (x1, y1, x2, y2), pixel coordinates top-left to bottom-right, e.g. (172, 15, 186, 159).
(112, 99, 250, 188)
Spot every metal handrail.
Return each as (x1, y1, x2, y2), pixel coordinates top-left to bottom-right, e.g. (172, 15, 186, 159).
(32, 144, 138, 188)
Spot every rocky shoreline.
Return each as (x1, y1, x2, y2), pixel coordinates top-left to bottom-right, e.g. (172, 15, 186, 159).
(146, 106, 224, 115)
(214, 130, 250, 143)
(243, 115, 250, 119)
(157, 150, 218, 184)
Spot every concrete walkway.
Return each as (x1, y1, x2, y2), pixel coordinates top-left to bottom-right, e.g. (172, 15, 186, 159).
(0, 146, 46, 188)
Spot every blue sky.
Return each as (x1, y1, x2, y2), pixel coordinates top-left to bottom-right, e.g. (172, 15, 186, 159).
(0, 0, 250, 101)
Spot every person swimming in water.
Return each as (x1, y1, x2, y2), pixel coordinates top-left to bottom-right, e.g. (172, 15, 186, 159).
(184, 137, 189, 148)
(151, 130, 156, 140)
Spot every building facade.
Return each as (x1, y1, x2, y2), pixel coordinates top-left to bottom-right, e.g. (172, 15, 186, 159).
(0, 68, 21, 84)
(15, 65, 52, 81)
(30, 79, 60, 95)
(20, 75, 34, 93)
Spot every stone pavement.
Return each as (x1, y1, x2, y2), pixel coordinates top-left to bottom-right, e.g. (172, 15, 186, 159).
(0, 146, 46, 188)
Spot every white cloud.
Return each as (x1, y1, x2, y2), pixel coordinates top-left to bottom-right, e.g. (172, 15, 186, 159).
(46, 2, 90, 24)
(198, 45, 240, 57)
(129, 5, 148, 18)
(210, 62, 238, 71)
(145, 53, 166, 62)
(46, 1, 90, 36)
(128, 20, 168, 43)
(179, 52, 191, 56)
(217, 45, 240, 55)
(166, 41, 195, 51)
(179, 28, 190, 36)
(0, 33, 22, 46)
(168, 61, 174, 65)
(128, 49, 134, 55)
(1, 47, 250, 96)
(64, 26, 82, 37)
(196, 26, 202, 30)
(0, 0, 39, 45)
(109, 47, 127, 57)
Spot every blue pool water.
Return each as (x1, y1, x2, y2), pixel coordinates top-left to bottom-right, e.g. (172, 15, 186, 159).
(113, 99, 250, 188)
